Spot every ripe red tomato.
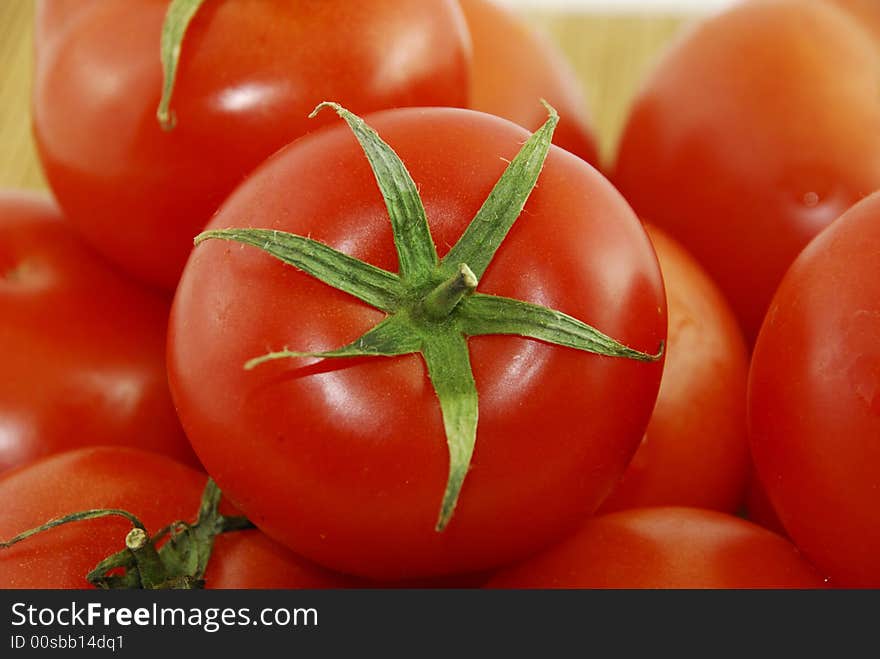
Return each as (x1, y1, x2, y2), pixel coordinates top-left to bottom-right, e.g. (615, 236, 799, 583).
(168, 106, 666, 581)
(0, 447, 352, 589)
(0, 191, 196, 472)
(611, 0, 880, 342)
(458, 0, 599, 166)
(749, 191, 880, 587)
(33, 0, 471, 290)
(486, 507, 827, 589)
(599, 225, 749, 514)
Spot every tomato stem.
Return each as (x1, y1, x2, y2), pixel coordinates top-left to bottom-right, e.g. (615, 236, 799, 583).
(420, 264, 478, 321)
(1, 479, 254, 589)
(124, 528, 172, 589)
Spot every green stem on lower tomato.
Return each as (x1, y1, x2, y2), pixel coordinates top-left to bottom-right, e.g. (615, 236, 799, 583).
(124, 528, 172, 589)
(0, 479, 252, 590)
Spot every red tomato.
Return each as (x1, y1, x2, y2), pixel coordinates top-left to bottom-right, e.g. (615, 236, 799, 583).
(168, 107, 666, 581)
(0, 447, 352, 589)
(486, 507, 827, 589)
(0, 191, 196, 472)
(599, 225, 749, 514)
(458, 0, 599, 166)
(749, 191, 880, 587)
(33, 0, 470, 290)
(611, 0, 880, 342)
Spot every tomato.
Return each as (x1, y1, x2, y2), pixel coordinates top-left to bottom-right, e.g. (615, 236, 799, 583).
(458, 0, 599, 166)
(749, 191, 880, 587)
(611, 0, 880, 342)
(168, 106, 666, 581)
(0, 447, 352, 589)
(33, 0, 471, 290)
(0, 191, 196, 472)
(599, 225, 749, 514)
(486, 507, 827, 589)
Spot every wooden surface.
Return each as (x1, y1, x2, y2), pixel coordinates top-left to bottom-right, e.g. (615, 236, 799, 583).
(0, 0, 44, 190)
(0, 1, 690, 191)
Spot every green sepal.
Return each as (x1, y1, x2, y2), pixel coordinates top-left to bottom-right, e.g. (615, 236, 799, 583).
(0, 478, 254, 590)
(421, 332, 479, 531)
(311, 102, 438, 285)
(195, 228, 404, 313)
(458, 294, 664, 362)
(244, 314, 423, 370)
(87, 478, 254, 589)
(440, 102, 558, 280)
(157, 0, 208, 131)
(0, 510, 146, 550)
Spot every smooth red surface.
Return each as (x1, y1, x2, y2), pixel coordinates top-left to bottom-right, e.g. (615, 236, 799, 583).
(34, 0, 99, 49)
(206, 531, 353, 590)
(0, 191, 196, 472)
(612, 0, 880, 342)
(599, 225, 749, 514)
(169, 107, 666, 581)
(825, 0, 880, 39)
(487, 507, 827, 589)
(33, 0, 471, 289)
(749, 191, 880, 587)
(0, 447, 352, 589)
(459, 0, 599, 166)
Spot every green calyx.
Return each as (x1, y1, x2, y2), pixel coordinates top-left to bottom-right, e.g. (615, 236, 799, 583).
(157, 0, 207, 131)
(195, 101, 663, 531)
(0, 480, 253, 589)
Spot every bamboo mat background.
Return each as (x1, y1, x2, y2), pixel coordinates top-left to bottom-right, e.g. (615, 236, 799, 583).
(0, 1, 691, 190)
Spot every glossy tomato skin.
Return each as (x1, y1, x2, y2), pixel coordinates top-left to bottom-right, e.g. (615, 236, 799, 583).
(749, 191, 880, 587)
(34, 0, 98, 49)
(825, 0, 880, 39)
(486, 507, 827, 589)
(0, 447, 353, 589)
(599, 225, 749, 514)
(168, 107, 666, 581)
(458, 0, 599, 166)
(205, 530, 354, 590)
(33, 0, 471, 290)
(0, 191, 196, 472)
(611, 0, 880, 342)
